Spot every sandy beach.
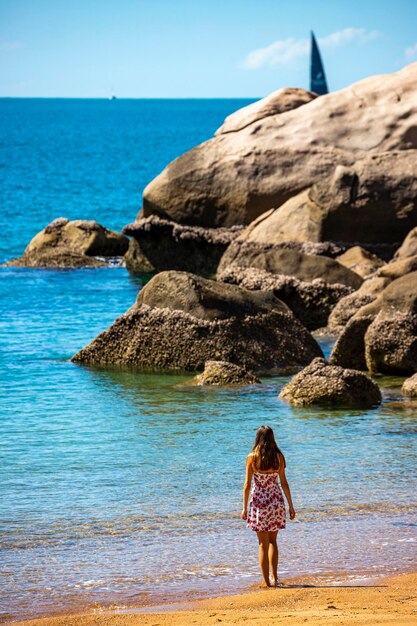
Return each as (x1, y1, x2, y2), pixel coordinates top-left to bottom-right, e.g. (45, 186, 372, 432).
(8, 571, 417, 626)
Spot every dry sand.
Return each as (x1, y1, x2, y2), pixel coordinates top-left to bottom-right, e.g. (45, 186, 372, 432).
(8, 571, 417, 626)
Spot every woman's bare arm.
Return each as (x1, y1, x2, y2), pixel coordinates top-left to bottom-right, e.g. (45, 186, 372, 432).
(241, 454, 253, 520)
(279, 457, 296, 520)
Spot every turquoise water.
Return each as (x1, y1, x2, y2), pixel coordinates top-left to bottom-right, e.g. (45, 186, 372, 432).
(1, 100, 417, 622)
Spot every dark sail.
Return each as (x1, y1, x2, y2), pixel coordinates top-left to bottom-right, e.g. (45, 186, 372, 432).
(310, 31, 328, 95)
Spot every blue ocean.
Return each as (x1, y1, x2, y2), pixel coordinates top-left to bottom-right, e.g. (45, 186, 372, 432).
(0, 99, 416, 622)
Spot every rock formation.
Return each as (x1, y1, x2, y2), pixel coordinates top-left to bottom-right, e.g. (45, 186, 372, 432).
(279, 357, 381, 408)
(187, 360, 260, 386)
(123, 215, 243, 275)
(7, 218, 129, 268)
(72, 271, 322, 373)
(217, 241, 362, 289)
(218, 266, 352, 330)
(329, 269, 417, 375)
(141, 63, 417, 228)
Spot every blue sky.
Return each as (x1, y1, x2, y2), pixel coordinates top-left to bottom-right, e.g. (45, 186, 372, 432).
(1, 0, 417, 97)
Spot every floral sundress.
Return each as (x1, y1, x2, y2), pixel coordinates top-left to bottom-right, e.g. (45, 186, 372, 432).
(247, 471, 286, 532)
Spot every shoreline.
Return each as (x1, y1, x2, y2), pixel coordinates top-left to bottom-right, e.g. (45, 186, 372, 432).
(6, 568, 417, 626)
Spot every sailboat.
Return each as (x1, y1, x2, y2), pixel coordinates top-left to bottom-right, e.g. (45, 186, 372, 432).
(310, 31, 329, 95)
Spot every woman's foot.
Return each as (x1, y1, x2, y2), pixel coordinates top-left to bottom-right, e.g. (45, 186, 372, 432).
(270, 578, 284, 587)
(259, 580, 271, 588)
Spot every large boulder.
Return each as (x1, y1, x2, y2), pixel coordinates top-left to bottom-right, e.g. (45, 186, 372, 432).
(123, 216, 243, 275)
(215, 88, 317, 135)
(218, 241, 362, 289)
(279, 357, 381, 408)
(365, 312, 417, 375)
(72, 271, 323, 373)
(187, 360, 260, 386)
(7, 218, 129, 268)
(142, 63, 417, 228)
(353, 270, 417, 320)
(218, 266, 352, 330)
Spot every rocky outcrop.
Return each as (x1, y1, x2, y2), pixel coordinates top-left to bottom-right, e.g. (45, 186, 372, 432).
(187, 360, 260, 386)
(218, 266, 352, 330)
(142, 64, 417, 228)
(329, 316, 374, 370)
(365, 312, 417, 375)
(123, 216, 243, 275)
(72, 271, 322, 373)
(215, 88, 317, 135)
(330, 272, 417, 373)
(402, 373, 417, 397)
(233, 152, 417, 245)
(7, 218, 129, 268)
(217, 241, 362, 289)
(279, 357, 381, 408)
(336, 246, 385, 278)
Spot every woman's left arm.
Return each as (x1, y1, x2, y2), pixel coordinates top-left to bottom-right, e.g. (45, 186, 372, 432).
(241, 455, 253, 520)
(279, 461, 296, 520)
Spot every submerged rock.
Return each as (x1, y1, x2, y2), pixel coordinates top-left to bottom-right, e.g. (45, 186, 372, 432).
(279, 357, 381, 408)
(123, 215, 243, 275)
(219, 266, 352, 330)
(142, 64, 417, 228)
(188, 360, 260, 386)
(72, 271, 322, 373)
(7, 217, 129, 268)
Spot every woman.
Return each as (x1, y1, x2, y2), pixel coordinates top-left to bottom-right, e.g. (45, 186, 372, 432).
(241, 425, 296, 587)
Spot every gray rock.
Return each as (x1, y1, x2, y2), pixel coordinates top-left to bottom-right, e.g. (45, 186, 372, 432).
(123, 215, 243, 275)
(7, 218, 129, 268)
(217, 241, 362, 289)
(219, 266, 352, 330)
(188, 360, 260, 386)
(72, 271, 322, 373)
(279, 357, 381, 408)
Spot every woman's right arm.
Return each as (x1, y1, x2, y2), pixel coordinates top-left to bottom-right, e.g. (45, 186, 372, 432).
(241, 454, 253, 520)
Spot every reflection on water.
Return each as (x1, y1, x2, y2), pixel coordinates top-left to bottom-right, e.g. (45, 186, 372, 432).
(1, 267, 417, 621)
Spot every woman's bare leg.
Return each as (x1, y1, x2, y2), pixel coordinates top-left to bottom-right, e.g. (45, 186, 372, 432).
(256, 531, 271, 587)
(268, 530, 279, 585)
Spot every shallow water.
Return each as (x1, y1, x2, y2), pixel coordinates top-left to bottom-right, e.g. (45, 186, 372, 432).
(1, 99, 416, 622)
(1, 266, 417, 621)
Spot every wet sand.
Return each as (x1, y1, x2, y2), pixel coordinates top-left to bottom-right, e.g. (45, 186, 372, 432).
(8, 570, 417, 626)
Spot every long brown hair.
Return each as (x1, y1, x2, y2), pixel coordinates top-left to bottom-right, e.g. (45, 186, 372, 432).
(252, 425, 285, 471)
